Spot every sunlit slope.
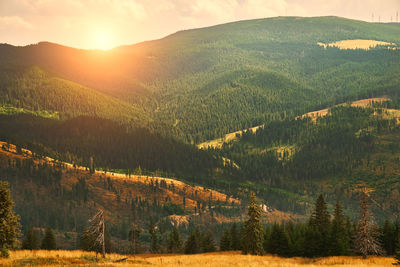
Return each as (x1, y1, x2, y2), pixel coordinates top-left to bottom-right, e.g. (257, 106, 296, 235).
(219, 104, 400, 220)
(198, 97, 392, 149)
(0, 66, 150, 124)
(0, 141, 298, 250)
(1, 16, 399, 141)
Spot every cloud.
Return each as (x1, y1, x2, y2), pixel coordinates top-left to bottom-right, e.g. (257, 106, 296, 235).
(0, 16, 35, 30)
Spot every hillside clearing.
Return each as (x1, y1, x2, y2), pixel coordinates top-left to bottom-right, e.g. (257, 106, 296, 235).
(198, 98, 391, 149)
(317, 39, 396, 50)
(300, 97, 391, 121)
(198, 125, 263, 149)
(0, 250, 395, 266)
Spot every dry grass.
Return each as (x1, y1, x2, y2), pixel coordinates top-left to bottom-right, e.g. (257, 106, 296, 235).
(318, 40, 396, 50)
(198, 125, 263, 149)
(300, 97, 391, 121)
(0, 250, 395, 266)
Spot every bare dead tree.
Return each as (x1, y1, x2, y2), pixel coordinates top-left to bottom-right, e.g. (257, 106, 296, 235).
(84, 209, 105, 258)
(354, 187, 383, 259)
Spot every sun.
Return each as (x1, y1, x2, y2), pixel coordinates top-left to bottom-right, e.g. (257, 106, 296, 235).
(93, 30, 114, 50)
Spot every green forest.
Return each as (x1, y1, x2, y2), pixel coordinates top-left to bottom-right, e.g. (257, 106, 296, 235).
(1, 17, 399, 142)
(0, 16, 399, 259)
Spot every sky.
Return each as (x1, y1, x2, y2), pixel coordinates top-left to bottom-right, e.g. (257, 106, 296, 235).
(0, 0, 399, 50)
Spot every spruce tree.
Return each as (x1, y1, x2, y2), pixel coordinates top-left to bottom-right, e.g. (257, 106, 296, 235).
(230, 223, 240, 250)
(382, 220, 396, 255)
(241, 192, 264, 255)
(167, 226, 182, 253)
(148, 219, 159, 253)
(220, 228, 232, 251)
(128, 226, 141, 254)
(41, 227, 57, 250)
(0, 181, 21, 249)
(201, 231, 216, 252)
(310, 194, 330, 233)
(22, 227, 39, 250)
(268, 224, 289, 256)
(330, 201, 350, 255)
(184, 227, 201, 254)
(309, 194, 330, 256)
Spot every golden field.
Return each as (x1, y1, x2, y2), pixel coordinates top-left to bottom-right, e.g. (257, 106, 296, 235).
(0, 250, 396, 266)
(317, 40, 396, 50)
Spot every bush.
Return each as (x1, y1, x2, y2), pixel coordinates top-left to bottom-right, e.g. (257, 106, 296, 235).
(0, 248, 10, 258)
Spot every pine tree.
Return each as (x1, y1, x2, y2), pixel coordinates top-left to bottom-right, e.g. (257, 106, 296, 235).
(354, 188, 383, 258)
(167, 226, 182, 253)
(220, 228, 232, 251)
(268, 224, 289, 256)
(241, 192, 264, 255)
(303, 224, 322, 257)
(0, 181, 21, 249)
(309, 194, 330, 256)
(80, 210, 112, 257)
(330, 201, 350, 255)
(310, 194, 330, 233)
(184, 227, 201, 254)
(22, 227, 39, 250)
(41, 227, 56, 250)
(148, 219, 159, 253)
(201, 231, 216, 252)
(230, 223, 240, 250)
(382, 220, 396, 255)
(128, 226, 141, 254)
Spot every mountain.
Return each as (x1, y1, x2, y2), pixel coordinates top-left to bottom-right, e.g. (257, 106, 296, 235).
(1, 16, 399, 142)
(0, 16, 400, 249)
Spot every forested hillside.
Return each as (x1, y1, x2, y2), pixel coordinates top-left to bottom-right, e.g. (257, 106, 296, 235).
(0, 66, 150, 125)
(1, 16, 399, 142)
(215, 101, 400, 221)
(1, 102, 400, 222)
(1, 16, 400, 254)
(0, 141, 297, 252)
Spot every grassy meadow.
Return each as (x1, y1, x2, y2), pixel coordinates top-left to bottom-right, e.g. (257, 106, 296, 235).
(0, 250, 396, 266)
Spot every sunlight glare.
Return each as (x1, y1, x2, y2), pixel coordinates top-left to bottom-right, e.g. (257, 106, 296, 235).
(93, 30, 114, 50)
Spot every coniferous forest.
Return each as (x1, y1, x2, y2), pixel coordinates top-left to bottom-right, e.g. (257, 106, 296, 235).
(0, 15, 399, 262)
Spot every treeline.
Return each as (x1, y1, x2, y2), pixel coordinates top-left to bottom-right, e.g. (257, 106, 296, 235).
(22, 227, 57, 250)
(218, 195, 400, 258)
(75, 193, 400, 259)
